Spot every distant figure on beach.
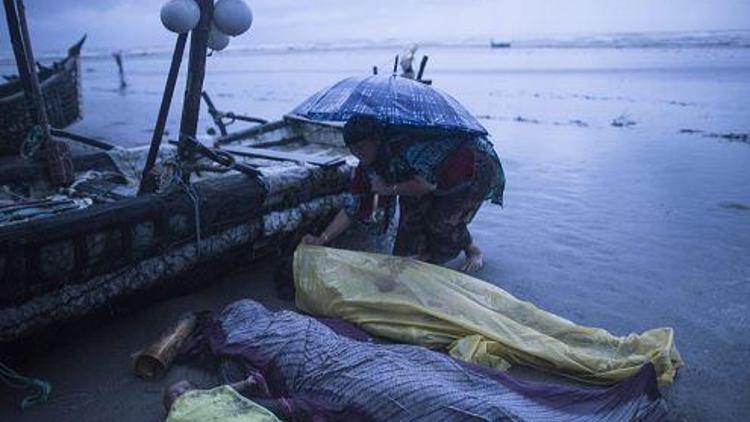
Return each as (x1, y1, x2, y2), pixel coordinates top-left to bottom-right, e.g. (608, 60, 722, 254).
(302, 115, 505, 273)
(399, 44, 418, 79)
(112, 50, 127, 89)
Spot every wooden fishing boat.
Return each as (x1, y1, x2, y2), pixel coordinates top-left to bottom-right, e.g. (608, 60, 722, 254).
(0, 0, 371, 363)
(490, 39, 512, 49)
(0, 36, 85, 155)
(0, 3, 395, 349)
(0, 113, 356, 345)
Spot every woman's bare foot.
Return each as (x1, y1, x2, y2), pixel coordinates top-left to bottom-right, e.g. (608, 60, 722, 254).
(461, 243, 484, 273)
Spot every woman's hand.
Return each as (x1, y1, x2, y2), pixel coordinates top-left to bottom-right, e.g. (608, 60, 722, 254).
(300, 210, 351, 247)
(370, 175, 394, 195)
(301, 234, 327, 246)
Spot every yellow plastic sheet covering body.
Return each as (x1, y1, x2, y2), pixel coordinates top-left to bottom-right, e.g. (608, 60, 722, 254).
(166, 385, 281, 422)
(294, 245, 683, 385)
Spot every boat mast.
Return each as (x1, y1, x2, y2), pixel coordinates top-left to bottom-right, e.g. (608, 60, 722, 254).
(138, 33, 188, 195)
(2, 0, 51, 145)
(2, 0, 32, 97)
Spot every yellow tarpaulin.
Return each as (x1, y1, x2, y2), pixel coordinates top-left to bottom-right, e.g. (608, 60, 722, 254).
(294, 245, 683, 385)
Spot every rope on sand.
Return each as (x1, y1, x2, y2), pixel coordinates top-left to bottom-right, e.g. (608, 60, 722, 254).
(0, 361, 52, 409)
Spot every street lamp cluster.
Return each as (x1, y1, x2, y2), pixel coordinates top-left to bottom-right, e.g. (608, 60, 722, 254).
(161, 0, 252, 51)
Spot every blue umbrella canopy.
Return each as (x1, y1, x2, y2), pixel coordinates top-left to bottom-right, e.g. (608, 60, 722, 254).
(290, 75, 487, 136)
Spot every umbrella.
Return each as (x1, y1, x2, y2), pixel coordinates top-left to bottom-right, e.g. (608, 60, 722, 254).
(290, 75, 487, 136)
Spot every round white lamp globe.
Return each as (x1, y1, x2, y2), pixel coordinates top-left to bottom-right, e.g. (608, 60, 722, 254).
(208, 25, 230, 51)
(213, 0, 253, 36)
(160, 0, 200, 34)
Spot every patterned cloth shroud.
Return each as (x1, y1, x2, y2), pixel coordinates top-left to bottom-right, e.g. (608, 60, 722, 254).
(200, 299, 667, 421)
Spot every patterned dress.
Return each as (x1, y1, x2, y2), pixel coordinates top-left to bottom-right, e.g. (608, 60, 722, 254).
(344, 134, 505, 263)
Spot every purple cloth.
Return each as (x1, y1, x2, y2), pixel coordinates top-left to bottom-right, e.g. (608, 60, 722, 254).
(198, 300, 667, 421)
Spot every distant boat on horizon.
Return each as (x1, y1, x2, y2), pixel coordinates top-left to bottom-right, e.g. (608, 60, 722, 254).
(490, 39, 512, 48)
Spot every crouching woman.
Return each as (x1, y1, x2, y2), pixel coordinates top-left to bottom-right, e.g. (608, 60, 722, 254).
(303, 115, 505, 273)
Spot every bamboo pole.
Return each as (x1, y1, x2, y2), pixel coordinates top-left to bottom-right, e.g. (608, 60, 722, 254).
(15, 0, 51, 142)
(134, 313, 197, 380)
(417, 55, 429, 80)
(138, 33, 188, 195)
(201, 91, 228, 136)
(177, 0, 212, 177)
(2, 0, 33, 99)
(50, 128, 116, 151)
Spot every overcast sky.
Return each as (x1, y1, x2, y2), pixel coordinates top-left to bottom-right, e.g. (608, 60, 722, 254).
(1, 0, 749, 54)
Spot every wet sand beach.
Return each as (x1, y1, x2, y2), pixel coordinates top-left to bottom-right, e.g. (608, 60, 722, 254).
(1, 45, 749, 420)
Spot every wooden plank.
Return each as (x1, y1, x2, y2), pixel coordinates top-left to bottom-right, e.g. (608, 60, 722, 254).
(214, 119, 289, 145)
(221, 145, 346, 167)
(249, 136, 303, 149)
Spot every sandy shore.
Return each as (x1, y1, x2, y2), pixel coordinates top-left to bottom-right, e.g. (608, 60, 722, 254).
(0, 240, 744, 421)
(0, 258, 292, 421)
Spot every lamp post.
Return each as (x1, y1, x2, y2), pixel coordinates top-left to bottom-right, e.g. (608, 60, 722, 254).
(176, 0, 212, 171)
(139, 0, 253, 193)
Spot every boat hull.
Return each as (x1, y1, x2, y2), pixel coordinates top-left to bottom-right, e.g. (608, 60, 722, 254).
(0, 117, 354, 344)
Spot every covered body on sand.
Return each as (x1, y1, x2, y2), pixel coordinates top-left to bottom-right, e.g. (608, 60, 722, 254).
(187, 298, 668, 421)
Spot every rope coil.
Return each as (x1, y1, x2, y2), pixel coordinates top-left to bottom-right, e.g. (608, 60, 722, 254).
(0, 361, 51, 409)
(20, 124, 45, 160)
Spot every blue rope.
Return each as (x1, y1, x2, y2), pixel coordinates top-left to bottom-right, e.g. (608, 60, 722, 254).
(20, 124, 45, 160)
(0, 361, 52, 409)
